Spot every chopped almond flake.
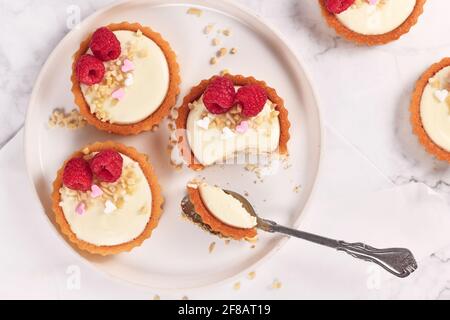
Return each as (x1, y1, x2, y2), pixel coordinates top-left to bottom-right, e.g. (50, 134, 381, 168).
(212, 38, 221, 46)
(272, 279, 282, 289)
(187, 8, 203, 17)
(182, 295, 189, 300)
(220, 69, 230, 76)
(230, 47, 238, 54)
(210, 57, 217, 65)
(222, 29, 232, 36)
(153, 295, 160, 300)
(217, 47, 227, 58)
(247, 271, 256, 280)
(208, 242, 216, 253)
(233, 282, 241, 290)
(204, 24, 214, 34)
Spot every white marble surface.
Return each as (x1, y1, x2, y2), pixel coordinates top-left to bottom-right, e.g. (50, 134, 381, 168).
(2, 0, 450, 299)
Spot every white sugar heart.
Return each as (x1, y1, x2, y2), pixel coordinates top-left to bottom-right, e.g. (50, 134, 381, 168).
(434, 89, 448, 103)
(221, 127, 235, 140)
(196, 117, 211, 130)
(104, 200, 117, 214)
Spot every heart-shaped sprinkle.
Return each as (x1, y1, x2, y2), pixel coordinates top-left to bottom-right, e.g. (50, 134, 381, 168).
(236, 121, 249, 134)
(121, 59, 135, 73)
(104, 200, 117, 214)
(76, 202, 86, 215)
(434, 89, 449, 103)
(368, 0, 378, 5)
(112, 88, 125, 101)
(196, 117, 211, 129)
(90, 184, 103, 198)
(221, 127, 235, 140)
(124, 73, 134, 87)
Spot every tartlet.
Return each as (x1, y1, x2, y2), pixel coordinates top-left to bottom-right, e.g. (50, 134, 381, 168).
(184, 181, 257, 241)
(71, 22, 180, 135)
(174, 74, 290, 171)
(51, 141, 164, 255)
(319, 0, 426, 46)
(410, 58, 450, 162)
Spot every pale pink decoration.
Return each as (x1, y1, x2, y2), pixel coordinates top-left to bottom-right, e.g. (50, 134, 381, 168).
(112, 88, 125, 101)
(75, 202, 86, 215)
(236, 121, 249, 134)
(90, 184, 103, 198)
(121, 59, 135, 73)
(368, 0, 378, 5)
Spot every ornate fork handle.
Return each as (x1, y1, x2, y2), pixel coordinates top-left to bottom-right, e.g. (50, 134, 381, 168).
(259, 219, 417, 278)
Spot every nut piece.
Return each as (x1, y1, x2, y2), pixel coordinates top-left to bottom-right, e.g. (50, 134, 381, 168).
(210, 57, 217, 65)
(216, 47, 227, 58)
(204, 24, 214, 34)
(230, 47, 238, 55)
(212, 38, 221, 46)
(187, 7, 203, 17)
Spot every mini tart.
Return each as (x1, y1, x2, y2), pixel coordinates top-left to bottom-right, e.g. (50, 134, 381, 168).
(185, 185, 257, 240)
(175, 74, 290, 171)
(410, 58, 450, 163)
(318, 0, 426, 46)
(71, 22, 180, 135)
(51, 141, 164, 255)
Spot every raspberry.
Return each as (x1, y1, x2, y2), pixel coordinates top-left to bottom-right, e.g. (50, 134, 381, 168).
(89, 150, 123, 183)
(325, 0, 355, 14)
(76, 54, 105, 85)
(203, 76, 236, 114)
(90, 27, 121, 61)
(235, 85, 268, 117)
(63, 158, 93, 192)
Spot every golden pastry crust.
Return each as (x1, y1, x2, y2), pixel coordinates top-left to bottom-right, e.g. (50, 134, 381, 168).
(175, 74, 291, 171)
(318, 0, 426, 46)
(410, 58, 450, 163)
(71, 22, 181, 135)
(187, 186, 257, 240)
(51, 141, 164, 255)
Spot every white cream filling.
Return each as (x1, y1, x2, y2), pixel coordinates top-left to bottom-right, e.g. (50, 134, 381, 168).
(186, 96, 281, 166)
(420, 66, 450, 152)
(198, 183, 257, 229)
(59, 154, 152, 246)
(81, 30, 170, 124)
(336, 0, 416, 35)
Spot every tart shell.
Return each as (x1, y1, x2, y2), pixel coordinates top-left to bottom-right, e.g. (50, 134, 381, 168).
(410, 57, 450, 163)
(175, 74, 291, 171)
(187, 186, 257, 240)
(318, 0, 426, 46)
(71, 22, 181, 135)
(51, 141, 164, 255)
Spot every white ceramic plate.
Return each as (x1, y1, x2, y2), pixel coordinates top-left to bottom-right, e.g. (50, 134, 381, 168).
(25, 0, 322, 290)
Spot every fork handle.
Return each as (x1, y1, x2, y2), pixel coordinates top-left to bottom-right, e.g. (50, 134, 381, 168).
(259, 219, 417, 278)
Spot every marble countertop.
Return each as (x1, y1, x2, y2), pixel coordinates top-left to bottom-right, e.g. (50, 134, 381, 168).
(2, 0, 450, 299)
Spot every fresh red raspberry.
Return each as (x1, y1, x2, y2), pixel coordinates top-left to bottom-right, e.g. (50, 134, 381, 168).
(63, 158, 93, 192)
(89, 150, 123, 183)
(76, 54, 105, 85)
(90, 27, 121, 61)
(203, 76, 236, 114)
(325, 0, 355, 14)
(235, 85, 268, 117)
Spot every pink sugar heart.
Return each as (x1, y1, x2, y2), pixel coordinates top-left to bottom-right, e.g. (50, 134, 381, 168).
(236, 121, 249, 134)
(75, 202, 86, 215)
(112, 88, 125, 101)
(121, 59, 135, 73)
(90, 184, 103, 198)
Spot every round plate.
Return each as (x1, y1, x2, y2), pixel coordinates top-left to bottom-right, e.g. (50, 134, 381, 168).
(25, 0, 322, 290)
